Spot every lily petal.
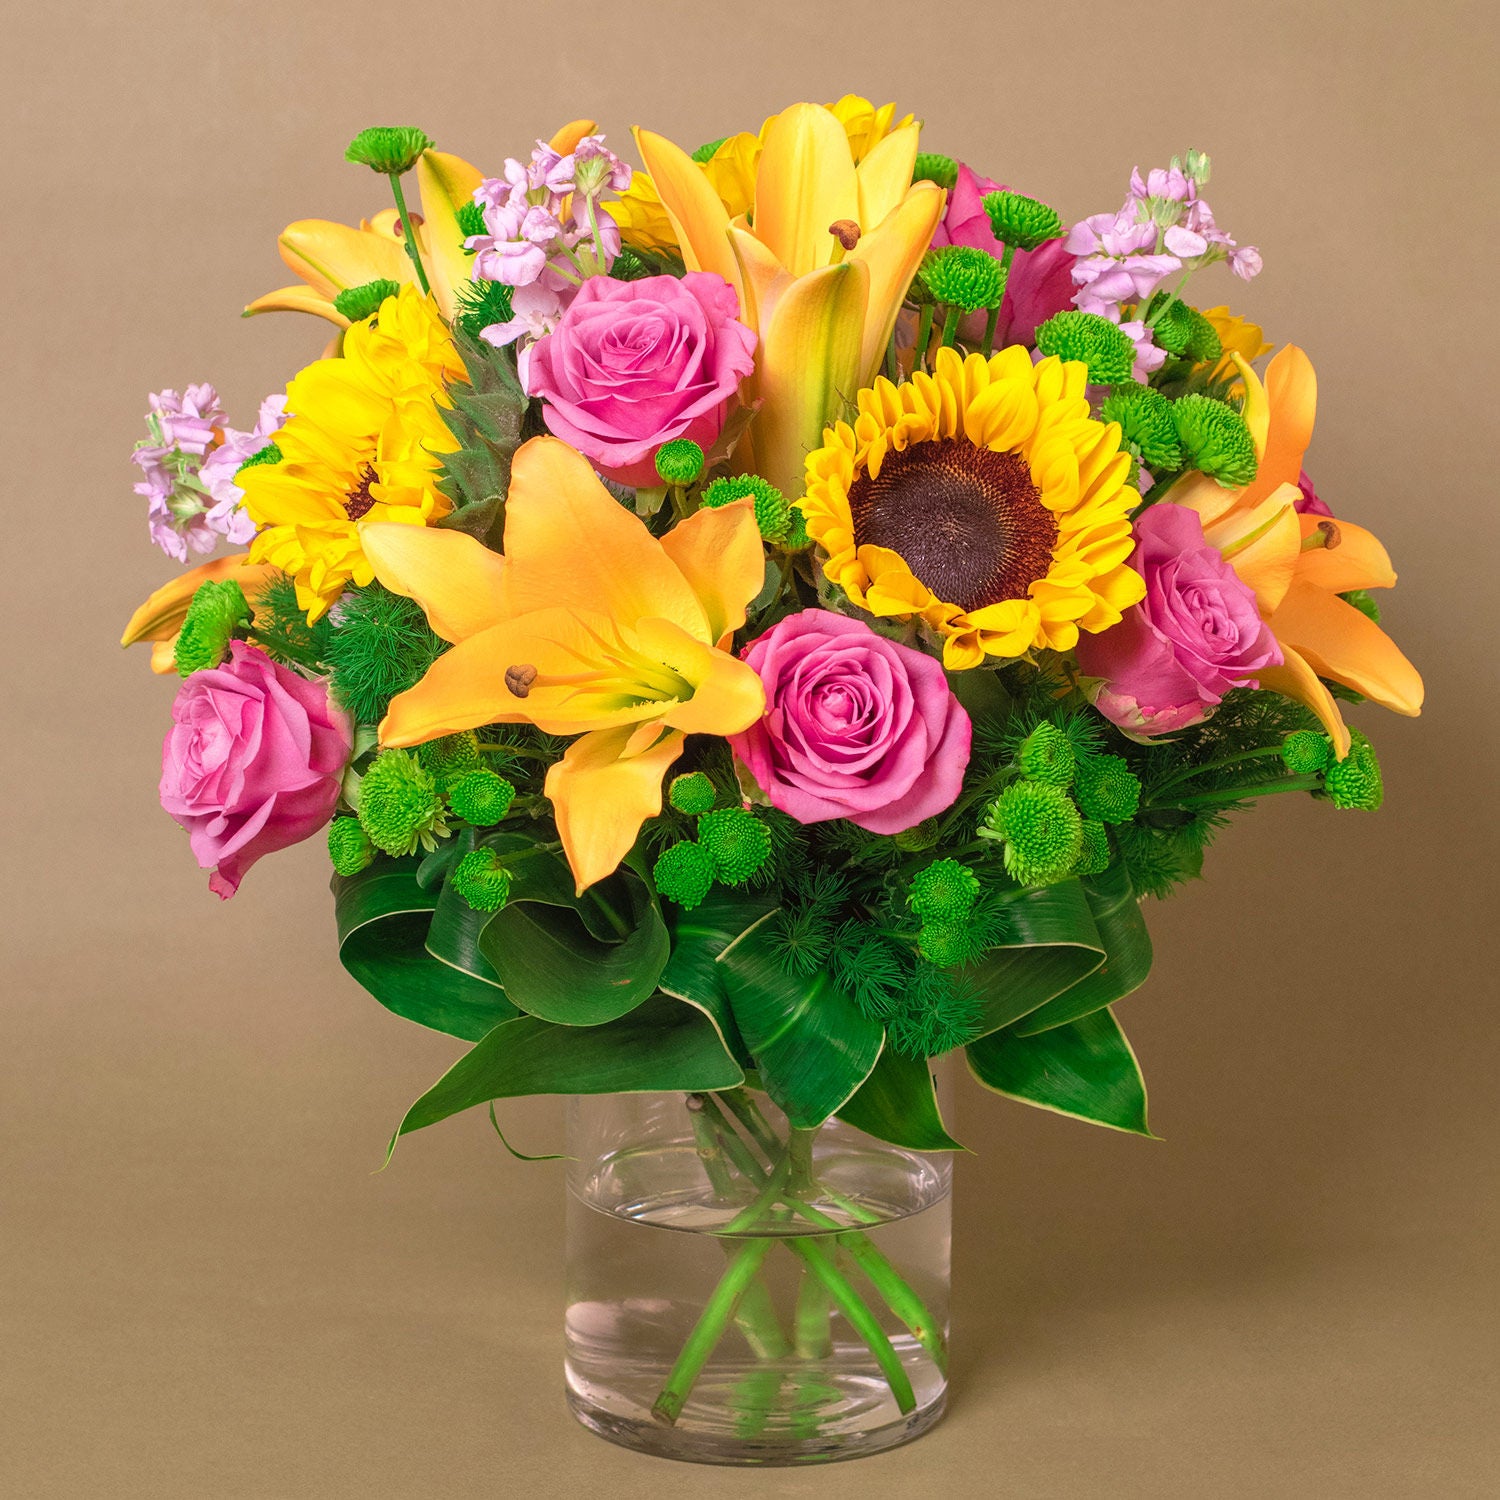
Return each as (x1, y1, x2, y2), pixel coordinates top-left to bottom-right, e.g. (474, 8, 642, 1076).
(855, 121, 921, 231)
(847, 181, 945, 382)
(1268, 579, 1424, 717)
(1261, 345, 1317, 494)
(359, 522, 508, 643)
(501, 437, 709, 640)
(1205, 484, 1303, 615)
(415, 149, 484, 323)
(549, 119, 598, 155)
(1295, 515, 1397, 593)
(242, 285, 350, 327)
(632, 127, 742, 297)
(632, 618, 767, 735)
(658, 500, 766, 644)
(1256, 648, 1352, 759)
(121, 555, 277, 646)
(545, 725, 685, 893)
(754, 103, 860, 278)
(276, 219, 411, 299)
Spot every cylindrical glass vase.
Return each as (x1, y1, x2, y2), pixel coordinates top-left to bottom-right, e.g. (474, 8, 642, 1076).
(564, 1062, 953, 1465)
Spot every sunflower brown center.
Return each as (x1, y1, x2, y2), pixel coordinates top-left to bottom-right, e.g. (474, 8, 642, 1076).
(344, 463, 378, 521)
(847, 439, 1058, 613)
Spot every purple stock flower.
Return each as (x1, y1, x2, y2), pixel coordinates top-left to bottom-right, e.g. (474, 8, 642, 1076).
(198, 395, 288, 545)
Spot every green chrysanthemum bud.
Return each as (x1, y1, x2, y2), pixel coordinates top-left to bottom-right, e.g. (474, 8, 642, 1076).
(1073, 754, 1142, 824)
(912, 153, 959, 190)
(894, 818, 940, 852)
(1072, 820, 1112, 877)
(701, 473, 791, 543)
(447, 769, 516, 826)
(1280, 729, 1333, 775)
(1018, 722, 1076, 787)
(328, 817, 376, 877)
(1099, 383, 1184, 471)
(981, 190, 1065, 251)
(668, 771, 717, 815)
(921, 245, 1005, 313)
(332, 279, 402, 322)
(1147, 297, 1222, 362)
(653, 840, 715, 909)
(1322, 730, 1383, 811)
(345, 126, 433, 176)
(909, 859, 981, 923)
(1173, 395, 1258, 488)
(655, 438, 705, 487)
(981, 781, 1084, 886)
(692, 137, 729, 165)
(357, 749, 449, 855)
(450, 848, 513, 912)
(918, 922, 972, 968)
(455, 199, 488, 240)
(235, 441, 282, 476)
(697, 807, 772, 885)
(417, 732, 483, 790)
(174, 579, 251, 677)
(609, 246, 653, 282)
(1035, 310, 1138, 386)
(1341, 589, 1382, 624)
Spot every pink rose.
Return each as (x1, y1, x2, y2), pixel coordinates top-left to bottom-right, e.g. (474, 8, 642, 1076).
(730, 611, 972, 834)
(1075, 504, 1282, 736)
(930, 163, 1077, 347)
(159, 642, 352, 898)
(522, 271, 757, 487)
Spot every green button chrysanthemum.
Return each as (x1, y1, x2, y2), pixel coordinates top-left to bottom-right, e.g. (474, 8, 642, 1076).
(327, 816, 376, 877)
(1173, 395, 1258, 488)
(417, 731, 482, 790)
(1100, 383, 1184, 472)
(981, 190, 1064, 252)
(697, 808, 772, 886)
(174, 579, 251, 677)
(1035, 310, 1138, 386)
(1147, 298, 1222, 362)
(234, 441, 282, 477)
(983, 781, 1084, 886)
(912, 153, 958, 190)
(653, 841, 715, 909)
(451, 849, 513, 912)
(1017, 722, 1076, 788)
(701, 472, 792, 543)
(447, 769, 516, 827)
(655, 439, 706, 487)
(667, 772, 717, 816)
(1072, 820, 1112, 877)
(922, 245, 1006, 313)
(357, 749, 449, 856)
(332, 279, 402, 322)
(909, 859, 981, 924)
(1280, 729, 1333, 775)
(1322, 730, 1383, 811)
(1073, 755, 1142, 825)
(344, 126, 433, 175)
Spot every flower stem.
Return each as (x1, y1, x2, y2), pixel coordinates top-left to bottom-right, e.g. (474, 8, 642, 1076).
(387, 173, 430, 295)
(1158, 773, 1322, 810)
(794, 1264, 833, 1358)
(939, 305, 962, 349)
(915, 303, 935, 369)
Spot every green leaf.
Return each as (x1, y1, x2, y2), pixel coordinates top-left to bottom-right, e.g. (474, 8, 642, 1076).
(479, 855, 669, 1025)
(659, 888, 776, 1067)
(390, 993, 744, 1151)
(837, 1049, 964, 1151)
(960, 880, 1106, 1037)
(966, 1007, 1153, 1136)
(1011, 863, 1152, 1034)
(425, 877, 505, 990)
(334, 858, 517, 1042)
(717, 913, 883, 1129)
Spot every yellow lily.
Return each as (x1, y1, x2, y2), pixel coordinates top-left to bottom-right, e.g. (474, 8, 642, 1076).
(121, 554, 278, 673)
(361, 436, 766, 891)
(1172, 347, 1423, 755)
(245, 121, 598, 328)
(635, 104, 944, 498)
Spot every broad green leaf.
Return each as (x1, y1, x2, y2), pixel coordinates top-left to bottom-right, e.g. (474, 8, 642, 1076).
(390, 993, 744, 1150)
(479, 856, 669, 1025)
(961, 880, 1106, 1037)
(659, 888, 775, 1067)
(425, 877, 505, 990)
(1012, 863, 1153, 1034)
(334, 858, 517, 1042)
(966, 1007, 1153, 1136)
(837, 1049, 964, 1151)
(717, 913, 883, 1130)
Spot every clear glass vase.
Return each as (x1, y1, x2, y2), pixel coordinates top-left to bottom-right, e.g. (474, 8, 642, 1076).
(564, 1062, 953, 1465)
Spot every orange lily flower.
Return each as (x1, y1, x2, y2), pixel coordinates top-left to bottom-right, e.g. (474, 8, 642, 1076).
(121, 554, 278, 673)
(635, 104, 944, 498)
(1172, 346, 1423, 755)
(244, 121, 598, 330)
(360, 436, 766, 891)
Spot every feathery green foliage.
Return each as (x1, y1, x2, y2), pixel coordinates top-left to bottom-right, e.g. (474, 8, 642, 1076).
(324, 583, 445, 724)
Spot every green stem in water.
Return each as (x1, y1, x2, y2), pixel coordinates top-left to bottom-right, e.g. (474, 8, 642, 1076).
(386, 173, 430, 295)
(651, 1236, 774, 1425)
(794, 1264, 834, 1359)
(718, 1088, 781, 1162)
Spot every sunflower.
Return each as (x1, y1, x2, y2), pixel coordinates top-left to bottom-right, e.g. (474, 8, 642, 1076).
(799, 347, 1146, 669)
(238, 285, 467, 621)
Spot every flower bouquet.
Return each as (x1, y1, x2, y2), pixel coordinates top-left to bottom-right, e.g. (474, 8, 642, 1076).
(124, 99, 1424, 1465)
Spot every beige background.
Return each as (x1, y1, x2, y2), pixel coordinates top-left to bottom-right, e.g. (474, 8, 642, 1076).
(4, 0, 1498, 1494)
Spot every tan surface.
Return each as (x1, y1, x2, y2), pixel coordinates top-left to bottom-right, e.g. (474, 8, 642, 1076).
(4, 0, 1498, 1494)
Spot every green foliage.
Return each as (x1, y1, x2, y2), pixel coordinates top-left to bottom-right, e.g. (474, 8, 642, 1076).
(453, 277, 515, 344)
(654, 841, 715, 910)
(827, 923, 908, 1021)
(455, 199, 487, 239)
(345, 125, 433, 175)
(358, 749, 449, 856)
(1341, 588, 1382, 623)
(235, 441, 282, 476)
(432, 328, 529, 537)
(1035, 310, 1137, 385)
(887, 963, 983, 1060)
(447, 769, 515, 826)
(692, 136, 729, 164)
(174, 579, 251, 676)
(980, 190, 1064, 251)
(328, 817, 375, 876)
(251, 572, 332, 665)
(324, 583, 445, 724)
